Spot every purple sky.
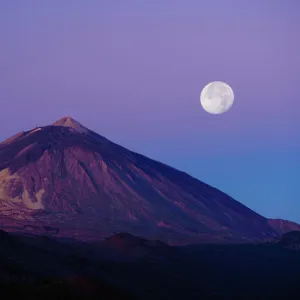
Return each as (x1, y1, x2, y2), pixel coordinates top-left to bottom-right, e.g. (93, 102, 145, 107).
(0, 1, 299, 222)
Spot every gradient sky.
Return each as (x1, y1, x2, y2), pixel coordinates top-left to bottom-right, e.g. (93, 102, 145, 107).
(0, 1, 299, 222)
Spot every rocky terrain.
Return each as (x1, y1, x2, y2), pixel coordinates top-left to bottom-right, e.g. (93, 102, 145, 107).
(268, 219, 300, 235)
(0, 117, 284, 244)
(1, 117, 300, 299)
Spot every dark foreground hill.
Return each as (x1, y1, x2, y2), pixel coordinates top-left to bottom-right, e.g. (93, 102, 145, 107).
(0, 116, 282, 244)
(1, 230, 300, 300)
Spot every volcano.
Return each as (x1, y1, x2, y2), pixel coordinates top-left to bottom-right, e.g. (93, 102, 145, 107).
(0, 117, 280, 244)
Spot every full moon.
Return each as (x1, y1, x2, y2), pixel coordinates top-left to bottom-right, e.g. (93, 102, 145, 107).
(200, 81, 234, 114)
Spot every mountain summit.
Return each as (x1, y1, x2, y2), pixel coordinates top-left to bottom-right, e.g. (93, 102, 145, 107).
(52, 116, 90, 133)
(0, 117, 278, 244)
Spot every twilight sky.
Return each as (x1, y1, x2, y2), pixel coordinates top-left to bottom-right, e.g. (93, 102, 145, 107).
(0, 1, 299, 222)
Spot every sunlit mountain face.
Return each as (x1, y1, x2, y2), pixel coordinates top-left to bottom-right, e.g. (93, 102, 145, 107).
(0, 117, 279, 244)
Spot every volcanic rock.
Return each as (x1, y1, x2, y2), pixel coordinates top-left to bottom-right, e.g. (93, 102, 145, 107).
(0, 117, 279, 244)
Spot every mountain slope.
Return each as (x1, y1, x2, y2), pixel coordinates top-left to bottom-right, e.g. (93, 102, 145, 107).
(0, 117, 277, 244)
(268, 219, 300, 235)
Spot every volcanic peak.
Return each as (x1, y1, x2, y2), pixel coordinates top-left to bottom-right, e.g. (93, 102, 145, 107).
(52, 116, 89, 133)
